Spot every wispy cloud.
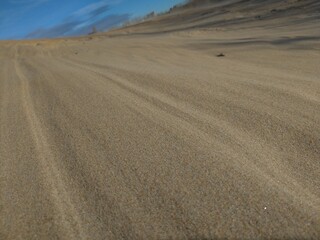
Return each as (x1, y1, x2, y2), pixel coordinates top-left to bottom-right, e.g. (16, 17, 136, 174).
(26, 0, 130, 39)
(26, 19, 81, 38)
(72, 14, 130, 35)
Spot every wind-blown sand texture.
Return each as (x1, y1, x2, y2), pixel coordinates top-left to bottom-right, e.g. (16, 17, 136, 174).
(1, 0, 320, 239)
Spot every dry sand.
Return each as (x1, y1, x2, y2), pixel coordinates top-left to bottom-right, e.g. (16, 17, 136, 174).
(1, 0, 320, 239)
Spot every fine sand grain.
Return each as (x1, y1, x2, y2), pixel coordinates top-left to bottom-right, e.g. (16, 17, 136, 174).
(1, 0, 320, 239)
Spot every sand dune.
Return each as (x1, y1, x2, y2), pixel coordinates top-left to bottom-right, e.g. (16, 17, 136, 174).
(1, 0, 320, 239)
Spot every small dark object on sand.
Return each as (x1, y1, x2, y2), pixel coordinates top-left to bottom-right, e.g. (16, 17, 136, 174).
(74, 52, 78, 55)
(217, 53, 225, 57)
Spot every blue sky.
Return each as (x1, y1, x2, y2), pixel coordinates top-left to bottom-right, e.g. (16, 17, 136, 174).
(0, 0, 185, 40)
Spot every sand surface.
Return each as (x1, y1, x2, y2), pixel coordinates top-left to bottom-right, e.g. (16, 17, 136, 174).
(1, 0, 320, 239)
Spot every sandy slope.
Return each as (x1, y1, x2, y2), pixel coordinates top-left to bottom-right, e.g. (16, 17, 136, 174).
(1, 1, 320, 239)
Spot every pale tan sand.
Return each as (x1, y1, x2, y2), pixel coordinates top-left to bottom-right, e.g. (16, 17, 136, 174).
(0, 0, 320, 239)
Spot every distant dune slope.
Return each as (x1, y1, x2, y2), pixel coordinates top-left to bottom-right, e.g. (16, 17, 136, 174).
(115, 0, 320, 35)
